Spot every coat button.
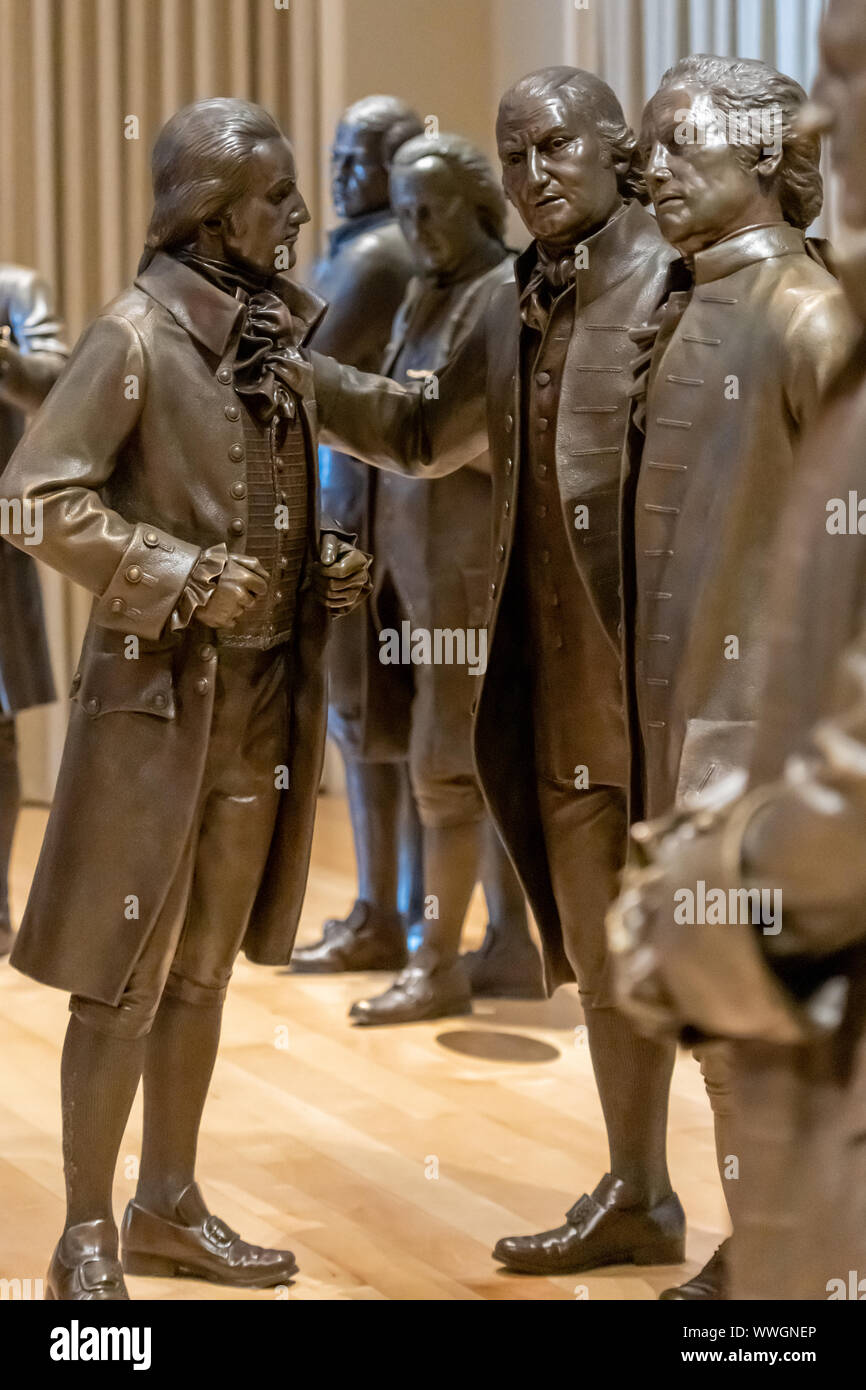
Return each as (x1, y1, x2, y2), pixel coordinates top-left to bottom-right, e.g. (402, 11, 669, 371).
(229, 444, 244, 462)
(109, 598, 125, 614)
(217, 368, 232, 384)
(195, 677, 210, 695)
(496, 544, 505, 561)
(143, 530, 159, 547)
(225, 404, 240, 420)
(505, 458, 513, 475)
(86, 697, 100, 714)
(489, 581, 497, 597)
(152, 692, 167, 709)
(231, 482, 246, 499)
(503, 499, 510, 515)
(199, 644, 215, 662)
(125, 565, 142, 584)
(505, 413, 513, 432)
(275, 457, 285, 471)
(71, 672, 81, 691)
(536, 371, 551, 387)
(230, 519, 245, 535)
(537, 417, 550, 432)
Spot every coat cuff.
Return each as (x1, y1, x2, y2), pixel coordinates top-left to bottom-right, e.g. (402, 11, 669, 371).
(93, 522, 202, 640)
(171, 544, 228, 630)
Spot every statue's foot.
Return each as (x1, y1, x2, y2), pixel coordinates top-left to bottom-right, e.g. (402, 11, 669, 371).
(46, 1219, 130, 1300)
(493, 1174, 685, 1275)
(349, 958, 472, 1026)
(0, 916, 13, 959)
(462, 924, 545, 999)
(659, 1239, 729, 1300)
(290, 900, 408, 973)
(121, 1183, 297, 1288)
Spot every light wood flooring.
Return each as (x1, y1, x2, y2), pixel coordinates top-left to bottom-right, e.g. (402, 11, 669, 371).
(0, 795, 726, 1300)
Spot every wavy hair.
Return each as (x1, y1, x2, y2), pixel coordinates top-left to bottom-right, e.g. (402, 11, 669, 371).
(652, 55, 823, 229)
(141, 98, 284, 268)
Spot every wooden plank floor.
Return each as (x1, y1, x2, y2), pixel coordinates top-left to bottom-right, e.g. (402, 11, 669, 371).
(0, 795, 726, 1301)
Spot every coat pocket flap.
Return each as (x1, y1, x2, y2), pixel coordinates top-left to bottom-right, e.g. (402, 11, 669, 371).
(70, 648, 176, 719)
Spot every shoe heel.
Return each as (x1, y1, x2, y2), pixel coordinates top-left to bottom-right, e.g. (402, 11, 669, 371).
(122, 1250, 178, 1277)
(634, 1238, 686, 1267)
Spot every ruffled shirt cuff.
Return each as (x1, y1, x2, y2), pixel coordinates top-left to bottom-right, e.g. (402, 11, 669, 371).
(170, 543, 228, 630)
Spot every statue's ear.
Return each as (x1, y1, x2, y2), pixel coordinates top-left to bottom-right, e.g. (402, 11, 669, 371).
(756, 146, 784, 181)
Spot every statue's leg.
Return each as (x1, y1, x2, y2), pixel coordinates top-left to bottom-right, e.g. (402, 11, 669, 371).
(47, 830, 199, 1301)
(493, 782, 683, 1275)
(348, 654, 482, 1025)
(122, 649, 296, 1288)
(659, 1043, 737, 1300)
(289, 754, 410, 973)
(0, 714, 19, 957)
(462, 817, 545, 999)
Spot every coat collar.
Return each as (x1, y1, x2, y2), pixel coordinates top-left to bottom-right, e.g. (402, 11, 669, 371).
(692, 222, 805, 286)
(515, 199, 665, 311)
(135, 250, 328, 358)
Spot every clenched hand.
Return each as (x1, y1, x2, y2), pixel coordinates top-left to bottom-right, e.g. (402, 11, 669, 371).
(199, 553, 269, 629)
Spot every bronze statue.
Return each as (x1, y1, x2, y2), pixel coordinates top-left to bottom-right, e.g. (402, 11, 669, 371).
(0, 266, 67, 957)
(342, 132, 541, 1026)
(0, 97, 370, 1300)
(293, 95, 425, 976)
(621, 54, 854, 1301)
(280, 69, 695, 1276)
(609, 4, 866, 1300)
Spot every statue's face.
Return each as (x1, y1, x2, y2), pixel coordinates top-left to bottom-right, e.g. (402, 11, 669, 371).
(331, 123, 389, 219)
(812, 0, 866, 230)
(391, 156, 487, 277)
(644, 85, 776, 258)
(497, 90, 620, 249)
(220, 135, 310, 275)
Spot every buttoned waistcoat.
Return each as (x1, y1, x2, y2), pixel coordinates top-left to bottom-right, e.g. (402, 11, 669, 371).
(310, 200, 676, 987)
(623, 224, 855, 820)
(1, 252, 337, 1002)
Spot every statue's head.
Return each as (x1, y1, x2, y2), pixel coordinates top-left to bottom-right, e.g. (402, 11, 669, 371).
(807, 0, 866, 234)
(642, 55, 822, 259)
(496, 66, 642, 250)
(144, 98, 310, 277)
(389, 133, 506, 279)
(331, 95, 424, 220)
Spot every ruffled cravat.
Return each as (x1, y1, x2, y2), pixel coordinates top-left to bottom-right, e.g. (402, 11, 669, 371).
(174, 250, 304, 424)
(520, 243, 579, 333)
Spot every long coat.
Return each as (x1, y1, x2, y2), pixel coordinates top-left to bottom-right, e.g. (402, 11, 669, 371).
(308, 200, 676, 987)
(622, 224, 854, 819)
(1, 253, 336, 1004)
(0, 265, 66, 714)
(625, 337, 866, 1298)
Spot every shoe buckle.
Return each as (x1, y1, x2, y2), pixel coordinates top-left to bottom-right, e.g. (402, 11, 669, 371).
(80, 1257, 123, 1292)
(203, 1215, 237, 1249)
(565, 1193, 599, 1230)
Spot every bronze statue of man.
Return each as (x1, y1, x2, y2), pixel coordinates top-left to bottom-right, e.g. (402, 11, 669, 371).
(281, 68, 695, 1276)
(0, 97, 369, 1300)
(610, 4, 866, 1299)
(621, 54, 854, 1301)
(0, 266, 67, 956)
(293, 95, 425, 976)
(343, 132, 541, 1025)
